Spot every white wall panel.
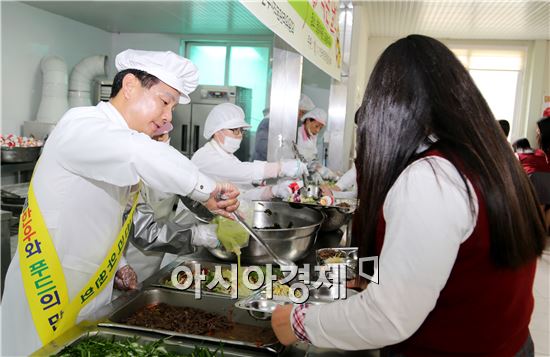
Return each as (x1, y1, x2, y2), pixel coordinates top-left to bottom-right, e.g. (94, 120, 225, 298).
(1, 2, 111, 135)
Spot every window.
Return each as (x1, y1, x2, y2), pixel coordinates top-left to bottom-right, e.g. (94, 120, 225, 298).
(186, 42, 271, 132)
(451, 47, 526, 137)
(187, 44, 227, 86)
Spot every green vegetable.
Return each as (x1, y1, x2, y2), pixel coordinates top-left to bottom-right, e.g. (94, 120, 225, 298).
(54, 335, 224, 357)
(212, 217, 249, 254)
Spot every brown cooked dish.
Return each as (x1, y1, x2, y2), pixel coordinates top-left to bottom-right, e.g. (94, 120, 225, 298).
(123, 303, 277, 346)
(318, 249, 347, 260)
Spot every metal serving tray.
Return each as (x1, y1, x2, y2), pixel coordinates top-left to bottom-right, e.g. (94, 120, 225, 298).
(151, 259, 290, 298)
(34, 323, 272, 357)
(99, 287, 281, 354)
(235, 286, 358, 320)
(316, 247, 359, 280)
(151, 259, 237, 297)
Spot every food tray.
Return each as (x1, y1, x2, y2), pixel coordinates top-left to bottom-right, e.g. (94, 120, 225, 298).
(316, 247, 358, 280)
(286, 199, 356, 232)
(151, 259, 233, 297)
(151, 259, 285, 298)
(99, 287, 281, 354)
(288, 198, 357, 212)
(235, 286, 358, 319)
(32, 323, 271, 357)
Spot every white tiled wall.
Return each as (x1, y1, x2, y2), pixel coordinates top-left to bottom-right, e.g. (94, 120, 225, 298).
(531, 248, 550, 357)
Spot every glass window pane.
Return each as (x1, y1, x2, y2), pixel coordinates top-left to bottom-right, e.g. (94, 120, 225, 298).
(469, 52, 523, 71)
(470, 69, 519, 124)
(187, 44, 226, 86)
(228, 46, 270, 132)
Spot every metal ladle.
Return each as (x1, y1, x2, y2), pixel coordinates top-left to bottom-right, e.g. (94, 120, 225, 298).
(178, 195, 297, 270)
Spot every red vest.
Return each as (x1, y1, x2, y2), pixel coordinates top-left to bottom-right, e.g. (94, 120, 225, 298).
(517, 149, 550, 175)
(378, 152, 536, 357)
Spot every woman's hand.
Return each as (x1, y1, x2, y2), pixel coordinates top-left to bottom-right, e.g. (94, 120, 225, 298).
(271, 304, 299, 346)
(346, 276, 369, 291)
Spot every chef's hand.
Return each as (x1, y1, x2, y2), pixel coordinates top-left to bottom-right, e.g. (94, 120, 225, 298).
(152, 133, 170, 143)
(271, 180, 295, 199)
(271, 304, 298, 346)
(279, 159, 308, 178)
(204, 182, 240, 219)
(319, 183, 334, 197)
(114, 265, 138, 291)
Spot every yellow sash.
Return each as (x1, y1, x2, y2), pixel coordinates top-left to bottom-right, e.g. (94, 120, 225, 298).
(18, 183, 140, 345)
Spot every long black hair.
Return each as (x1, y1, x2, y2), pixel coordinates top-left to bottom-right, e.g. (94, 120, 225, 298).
(354, 35, 545, 268)
(537, 116, 550, 156)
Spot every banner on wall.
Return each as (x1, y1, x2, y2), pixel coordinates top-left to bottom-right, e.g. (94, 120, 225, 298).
(240, 0, 342, 80)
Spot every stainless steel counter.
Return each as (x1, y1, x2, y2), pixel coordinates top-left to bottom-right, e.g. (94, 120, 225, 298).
(35, 222, 380, 356)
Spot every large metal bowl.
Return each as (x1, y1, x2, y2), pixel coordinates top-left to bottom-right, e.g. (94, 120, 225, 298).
(1, 146, 41, 163)
(208, 201, 324, 264)
(287, 200, 356, 232)
(318, 205, 354, 232)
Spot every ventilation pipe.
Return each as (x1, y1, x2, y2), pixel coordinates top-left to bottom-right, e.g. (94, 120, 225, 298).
(36, 56, 69, 123)
(68, 55, 107, 108)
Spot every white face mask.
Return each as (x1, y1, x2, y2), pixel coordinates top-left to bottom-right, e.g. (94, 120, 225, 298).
(220, 135, 242, 153)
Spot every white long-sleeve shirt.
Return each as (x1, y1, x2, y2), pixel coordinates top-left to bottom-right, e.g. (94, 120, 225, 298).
(302, 156, 478, 350)
(191, 140, 276, 201)
(2, 102, 216, 356)
(336, 165, 357, 191)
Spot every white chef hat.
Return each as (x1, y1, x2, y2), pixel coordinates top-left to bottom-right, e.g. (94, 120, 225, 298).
(203, 103, 251, 139)
(299, 94, 315, 111)
(115, 49, 199, 104)
(301, 107, 327, 126)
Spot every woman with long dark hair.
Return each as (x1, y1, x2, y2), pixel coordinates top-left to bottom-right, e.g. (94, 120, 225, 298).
(271, 35, 546, 356)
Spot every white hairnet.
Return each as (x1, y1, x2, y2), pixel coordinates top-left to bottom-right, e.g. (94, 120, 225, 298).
(115, 49, 199, 104)
(203, 103, 251, 139)
(299, 94, 315, 111)
(301, 107, 327, 126)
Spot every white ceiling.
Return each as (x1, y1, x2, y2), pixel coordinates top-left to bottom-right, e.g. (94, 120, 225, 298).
(24, 0, 550, 40)
(23, 1, 272, 35)
(360, 0, 550, 40)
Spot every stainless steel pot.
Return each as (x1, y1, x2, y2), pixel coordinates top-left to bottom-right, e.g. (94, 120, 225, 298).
(1, 146, 41, 163)
(208, 201, 324, 264)
(318, 205, 354, 232)
(287, 201, 355, 232)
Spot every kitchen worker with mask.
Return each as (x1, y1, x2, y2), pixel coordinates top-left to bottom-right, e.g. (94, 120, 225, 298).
(253, 94, 315, 161)
(297, 108, 338, 181)
(2, 49, 240, 356)
(192, 103, 308, 201)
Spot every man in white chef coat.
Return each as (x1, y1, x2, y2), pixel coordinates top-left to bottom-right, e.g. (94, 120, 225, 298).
(1, 49, 240, 356)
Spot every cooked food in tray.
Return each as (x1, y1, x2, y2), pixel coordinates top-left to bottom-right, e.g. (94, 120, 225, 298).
(122, 303, 276, 347)
(317, 248, 347, 263)
(124, 303, 231, 335)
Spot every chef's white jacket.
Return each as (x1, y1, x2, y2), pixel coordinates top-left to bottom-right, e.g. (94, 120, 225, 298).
(1, 102, 216, 356)
(191, 140, 274, 201)
(336, 165, 357, 191)
(296, 125, 319, 162)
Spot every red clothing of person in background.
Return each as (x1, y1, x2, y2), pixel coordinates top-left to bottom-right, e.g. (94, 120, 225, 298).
(517, 149, 550, 175)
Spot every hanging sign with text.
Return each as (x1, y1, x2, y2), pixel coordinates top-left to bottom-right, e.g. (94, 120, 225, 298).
(241, 0, 342, 80)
